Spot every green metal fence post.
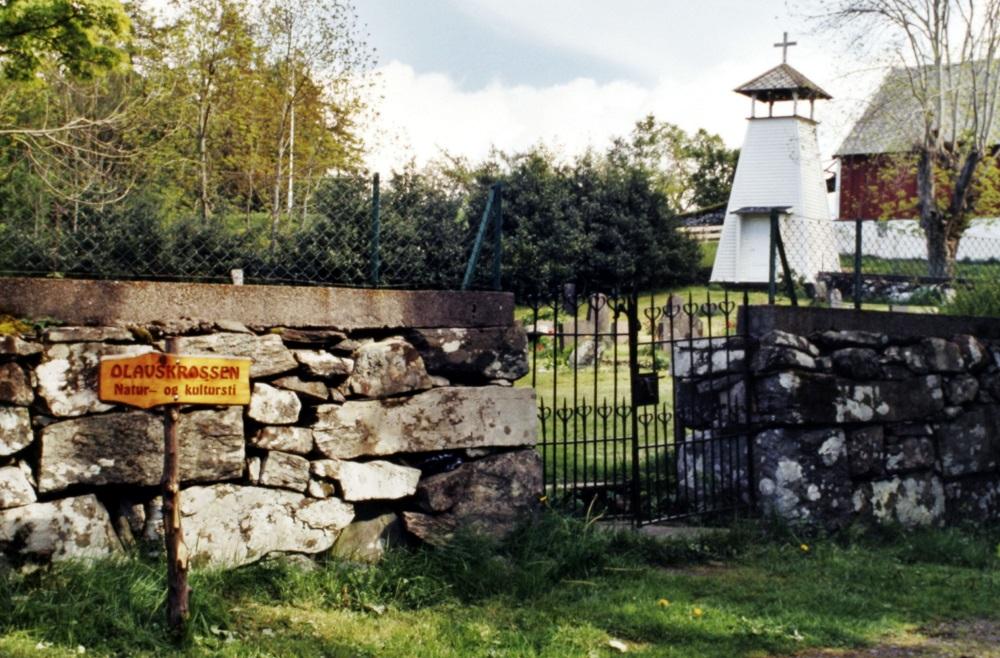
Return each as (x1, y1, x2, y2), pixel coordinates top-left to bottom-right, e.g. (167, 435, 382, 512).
(461, 185, 497, 291)
(492, 184, 502, 291)
(370, 173, 380, 287)
(853, 218, 863, 310)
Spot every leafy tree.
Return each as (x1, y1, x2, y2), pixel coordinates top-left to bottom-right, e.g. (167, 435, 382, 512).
(0, 0, 129, 80)
(821, 0, 1000, 277)
(613, 115, 738, 214)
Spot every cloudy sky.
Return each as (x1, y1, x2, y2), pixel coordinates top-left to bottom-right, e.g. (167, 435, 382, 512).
(355, 0, 883, 173)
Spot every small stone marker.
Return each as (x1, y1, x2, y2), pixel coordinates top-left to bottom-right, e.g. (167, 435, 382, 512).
(98, 343, 251, 634)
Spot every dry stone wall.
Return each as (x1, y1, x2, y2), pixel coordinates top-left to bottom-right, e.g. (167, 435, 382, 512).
(0, 289, 538, 568)
(680, 307, 1000, 530)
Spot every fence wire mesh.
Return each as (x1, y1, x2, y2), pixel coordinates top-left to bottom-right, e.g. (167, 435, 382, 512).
(770, 216, 1000, 316)
(0, 173, 501, 291)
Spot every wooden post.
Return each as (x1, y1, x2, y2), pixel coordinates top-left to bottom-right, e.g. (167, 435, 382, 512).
(163, 338, 189, 633)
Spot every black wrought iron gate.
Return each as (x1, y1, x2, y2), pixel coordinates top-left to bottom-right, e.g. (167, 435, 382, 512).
(527, 288, 753, 525)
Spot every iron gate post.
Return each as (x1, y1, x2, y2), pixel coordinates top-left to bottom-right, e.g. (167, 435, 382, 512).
(627, 292, 642, 525)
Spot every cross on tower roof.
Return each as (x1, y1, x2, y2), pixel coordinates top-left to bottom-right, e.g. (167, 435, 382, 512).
(774, 31, 797, 63)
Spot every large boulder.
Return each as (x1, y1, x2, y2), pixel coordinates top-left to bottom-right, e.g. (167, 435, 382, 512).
(313, 387, 536, 459)
(35, 342, 153, 417)
(0, 407, 32, 457)
(175, 333, 296, 378)
(408, 327, 528, 382)
(38, 407, 244, 493)
(180, 484, 354, 567)
(403, 449, 542, 544)
(0, 494, 122, 561)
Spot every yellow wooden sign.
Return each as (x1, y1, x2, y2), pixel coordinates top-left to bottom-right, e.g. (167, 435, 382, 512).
(99, 352, 251, 409)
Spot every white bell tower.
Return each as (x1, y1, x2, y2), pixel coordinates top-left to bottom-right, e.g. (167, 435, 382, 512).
(710, 34, 840, 284)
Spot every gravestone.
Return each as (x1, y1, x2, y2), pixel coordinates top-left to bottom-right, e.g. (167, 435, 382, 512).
(656, 294, 704, 342)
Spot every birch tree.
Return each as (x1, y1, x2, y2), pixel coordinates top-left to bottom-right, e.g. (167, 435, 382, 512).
(822, 0, 1000, 277)
(258, 0, 372, 231)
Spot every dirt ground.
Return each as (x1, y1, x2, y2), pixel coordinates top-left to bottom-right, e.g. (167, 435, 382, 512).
(791, 619, 1000, 658)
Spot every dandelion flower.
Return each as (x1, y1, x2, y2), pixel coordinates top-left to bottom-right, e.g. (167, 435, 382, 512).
(692, 607, 704, 618)
(800, 543, 810, 553)
(657, 598, 670, 607)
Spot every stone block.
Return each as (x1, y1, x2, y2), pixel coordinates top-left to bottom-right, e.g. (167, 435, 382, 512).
(754, 427, 851, 526)
(259, 451, 310, 492)
(953, 335, 987, 371)
(43, 326, 133, 343)
(0, 363, 32, 406)
(330, 513, 404, 562)
(175, 332, 296, 378)
(406, 449, 542, 544)
(38, 408, 244, 493)
(248, 383, 301, 424)
(180, 484, 354, 567)
(0, 464, 36, 509)
(852, 473, 945, 527)
(945, 374, 979, 406)
(944, 477, 1000, 522)
(885, 437, 936, 473)
(347, 337, 433, 398)
(759, 330, 820, 356)
(750, 345, 817, 374)
(0, 336, 42, 356)
(936, 407, 1000, 477)
(36, 342, 154, 417)
(323, 460, 421, 501)
(811, 330, 888, 350)
(672, 338, 745, 379)
(313, 387, 536, 459)
(250, 426, 314, 455)
(754, 372, 943, 425)
(0, 494, 122, 561)
(0, 407, 32, 457)
(276, 328, 348, 347)
(920, 338, 964, 373)
(831, 348, 882, 380)
(292, 350, 354, 378)
(408, 326, 529, 382)
(272, 375, 329, 401)
(847, 426, 884, 478)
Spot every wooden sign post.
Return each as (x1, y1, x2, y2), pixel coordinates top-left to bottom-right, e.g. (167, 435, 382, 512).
(99, 344, 251, 634)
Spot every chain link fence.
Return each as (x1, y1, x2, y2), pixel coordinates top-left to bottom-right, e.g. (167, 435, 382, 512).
(768, 214, 1000, 315)
(0, 173, 502, 291)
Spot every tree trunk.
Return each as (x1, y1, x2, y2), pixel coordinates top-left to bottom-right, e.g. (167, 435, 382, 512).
(286, 102, 295, 221)
(198, 101, 211, 223)
(916, 148, 951, 278)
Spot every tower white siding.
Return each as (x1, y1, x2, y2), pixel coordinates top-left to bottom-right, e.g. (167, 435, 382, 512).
(710, 116, 840, 284)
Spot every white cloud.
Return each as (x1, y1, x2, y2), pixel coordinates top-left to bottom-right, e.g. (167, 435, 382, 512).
(362, 59, 871, 174)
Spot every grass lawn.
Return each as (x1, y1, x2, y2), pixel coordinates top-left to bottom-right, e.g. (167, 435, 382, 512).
(1, 517, 998, 657)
